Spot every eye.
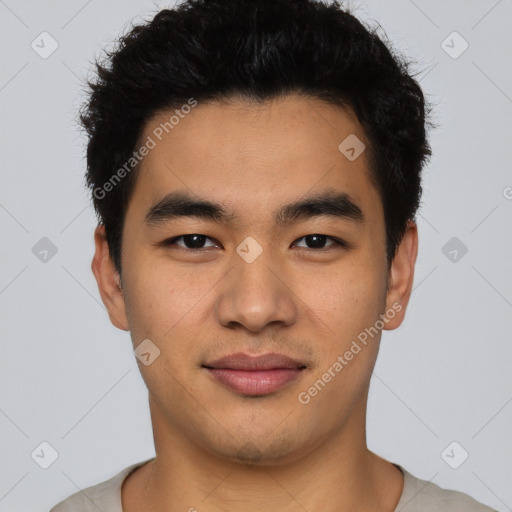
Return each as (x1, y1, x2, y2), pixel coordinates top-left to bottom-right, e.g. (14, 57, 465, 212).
(293, 234, 346, 250)
(159, 233, 347, 252)
(161, 234, 220, 250)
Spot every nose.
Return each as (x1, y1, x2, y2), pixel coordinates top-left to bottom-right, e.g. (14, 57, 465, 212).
(215, 248, 298, 333)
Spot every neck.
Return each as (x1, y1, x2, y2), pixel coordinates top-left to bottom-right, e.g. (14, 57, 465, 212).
(122, 392, 404, 512)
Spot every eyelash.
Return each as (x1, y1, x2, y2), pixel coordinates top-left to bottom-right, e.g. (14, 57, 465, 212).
(159, 234, 347, 252)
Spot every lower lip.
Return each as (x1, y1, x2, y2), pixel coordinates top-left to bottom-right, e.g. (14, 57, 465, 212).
(204, 368, 304, 396)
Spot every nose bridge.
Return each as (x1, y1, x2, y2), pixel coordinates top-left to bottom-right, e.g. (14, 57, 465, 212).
(216, 242, 297, 332)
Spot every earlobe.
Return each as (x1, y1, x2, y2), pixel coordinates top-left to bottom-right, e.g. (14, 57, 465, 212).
(383, 220, 418, 331)
(91, 224, 130, 331)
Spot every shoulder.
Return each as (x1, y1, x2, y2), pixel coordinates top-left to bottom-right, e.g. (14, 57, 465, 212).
(49, 459, 154, 512)
(396, 466, 496, 512)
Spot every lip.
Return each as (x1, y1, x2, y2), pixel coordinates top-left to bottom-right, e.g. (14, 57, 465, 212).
(202, 352, 307, 396)
(204, 352, 306, 371)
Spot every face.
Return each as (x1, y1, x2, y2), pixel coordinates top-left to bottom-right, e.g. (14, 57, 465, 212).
(93, 94, 417, 465)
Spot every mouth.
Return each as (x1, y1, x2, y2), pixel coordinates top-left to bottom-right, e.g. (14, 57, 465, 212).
(202, 352, 307, 396)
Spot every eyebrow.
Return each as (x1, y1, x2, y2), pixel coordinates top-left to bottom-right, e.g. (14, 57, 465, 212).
(144, 188, 364, 228)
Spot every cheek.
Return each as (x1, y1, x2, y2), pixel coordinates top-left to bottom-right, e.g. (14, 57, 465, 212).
(318, 265, 385, 322)
(122, 259, 210, 360)
(121, 256, 173, 341)
(310, 273, 386, 379)
(124, 282, 172, 337)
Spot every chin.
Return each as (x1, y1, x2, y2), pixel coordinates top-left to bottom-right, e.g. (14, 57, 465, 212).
(202, 426, 312, 467)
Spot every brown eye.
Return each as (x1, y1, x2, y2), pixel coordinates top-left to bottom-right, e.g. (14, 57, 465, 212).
(162, 234, 219, 250)
(293, 234, 346, 250)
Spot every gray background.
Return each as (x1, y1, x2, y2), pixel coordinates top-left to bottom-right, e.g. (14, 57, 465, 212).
(1, 0, 511, 510)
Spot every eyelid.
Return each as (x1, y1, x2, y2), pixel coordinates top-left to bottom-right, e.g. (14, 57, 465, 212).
(159, 234, 347, 251)
(161, 234, 220, 250)
(293, 235, 346, 249)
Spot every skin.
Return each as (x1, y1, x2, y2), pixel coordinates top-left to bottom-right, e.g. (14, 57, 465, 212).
(92, 93, 418, 511)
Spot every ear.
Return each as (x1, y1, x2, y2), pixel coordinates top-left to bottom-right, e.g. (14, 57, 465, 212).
(382, 220, 418, 330)
(91, 224, 129, 331)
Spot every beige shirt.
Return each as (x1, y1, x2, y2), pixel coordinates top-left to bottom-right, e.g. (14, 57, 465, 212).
(49, 458, 496, 511)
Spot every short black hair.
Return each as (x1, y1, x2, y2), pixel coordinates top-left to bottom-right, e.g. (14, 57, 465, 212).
(80, 0, 434, 275)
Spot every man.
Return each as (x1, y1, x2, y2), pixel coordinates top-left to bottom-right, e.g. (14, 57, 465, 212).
(50, 0, 495, 510)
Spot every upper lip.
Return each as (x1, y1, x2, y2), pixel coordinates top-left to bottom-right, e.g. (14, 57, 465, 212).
(202, 352, 307, 371)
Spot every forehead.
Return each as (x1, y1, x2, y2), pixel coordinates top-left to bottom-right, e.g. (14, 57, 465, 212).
(127, 94, 383, 229)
